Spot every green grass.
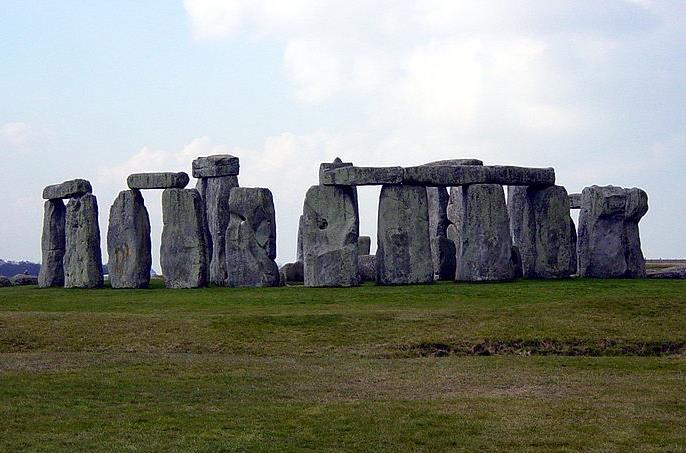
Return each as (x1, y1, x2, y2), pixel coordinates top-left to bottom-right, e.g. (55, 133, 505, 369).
(1, 279, 685, 451)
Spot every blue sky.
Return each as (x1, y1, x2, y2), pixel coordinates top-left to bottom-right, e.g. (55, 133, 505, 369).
(1, 0, 685, 267)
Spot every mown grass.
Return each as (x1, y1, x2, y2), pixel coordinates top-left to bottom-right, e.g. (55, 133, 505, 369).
(1, 279, 685, 451)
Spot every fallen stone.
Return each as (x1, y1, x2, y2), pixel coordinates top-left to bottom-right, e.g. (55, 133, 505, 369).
(127, 172, 189, 190)
(577, 185, 648, 278)
(192, 154, 240, 178)
(357, 255, 376, 282)
(647, 265, 686, 279)
(358, 236, 371, 256)
(508, 185, 577, 279)
(160, 188, 208, 288)
(426, 186, 456, 280)
(452, 184, 514, 281)
(376, 185, 433, 285)
(225, 188, 279, 287)
(64, 194, 104, 288)
(42, 179, 92, 200)
(280, 261, 304, 283)
(569, 193, 581, 209)
(197, 175, 239, 285)
(302, 185, 359, 287)
(320, 166, 404, 186)
(0, 276, 10, 287)
(38, 199, 66, 288)
(107, 189, 152, 289)
(10, 274, 38, 286)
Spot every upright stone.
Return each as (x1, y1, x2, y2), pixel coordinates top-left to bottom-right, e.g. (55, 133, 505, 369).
(107, 190, 151, 288)
(357, 236, 371, 256)
(452, 184, 514, 281)
(38, 199, 66, 288)
(578, 185, 648, 278)
(225, 188, 279, 287)
(296, 214, 305, 262)
(64, 194, 104, 288)
(376, 185, 433, 285)
(508, 185, 576, 279)
(426, 187, 456, 280)
(302, 185, 359, 287)
(160, 188, 208, 288)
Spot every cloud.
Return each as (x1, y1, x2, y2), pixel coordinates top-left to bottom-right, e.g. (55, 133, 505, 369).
(0, 122, 32, 148)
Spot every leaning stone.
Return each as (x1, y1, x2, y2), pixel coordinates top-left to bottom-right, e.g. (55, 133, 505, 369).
(358, 236, 371, 256)
(320, 166, 404, 186)
(280, 261, 304, 283)
(296, 214, 305, 262)
(358, 255, 376, 282)
(508, 185, 576, 278)
(0, 276, 10, 287)
(160, 188, 208, 288)
(198, 176, 239, 285)
(302, 185, 359, 287)
(42, 179, 92, 200)
(192, 154, 240, 178)
(64, 194, 104, 288)
(577, 185, 648, 278)
(107, 189, 152, 289)
(127, 172, 189, 190)
(225, 188, 279, 287)
(452, 184, 514, 281)
(426, 186, 456, 280)
(38, 199, 66, 288)
(10, 274, 38, 286)
(376, 185, 433, 285)
(569, 193, 581, 209)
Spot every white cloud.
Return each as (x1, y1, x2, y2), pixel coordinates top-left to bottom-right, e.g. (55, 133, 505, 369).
(0, 122, 32, 148)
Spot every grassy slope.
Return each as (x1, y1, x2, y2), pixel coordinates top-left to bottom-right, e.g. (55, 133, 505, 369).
(1, 279, 685, 451)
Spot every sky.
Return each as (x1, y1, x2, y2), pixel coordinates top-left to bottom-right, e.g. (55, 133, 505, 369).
(1, 0, 685, 268)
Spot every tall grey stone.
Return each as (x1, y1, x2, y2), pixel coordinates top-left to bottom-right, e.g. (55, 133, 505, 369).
(376, 185, 433, 285)
(578, 185, 648, 278)
(357, 236, 371, 256)
(302, 185, 359, 287)
(451, 184, 514, 281)
(196, 176, 239, 285)
(107, 190, 151, 289)
(296, 214, 304, 262)
(426, 187, 456, 280)
(64, 194, 104, 288)
(38, 199, 66, 288)
(507, 185, 576, 279)
(357, 255, 376, 282)
(160, 188, 208, 288)
(225, 188, 279, 287)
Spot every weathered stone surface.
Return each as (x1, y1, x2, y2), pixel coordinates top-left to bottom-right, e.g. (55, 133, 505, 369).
(569, 193, 581, 209)
(451, 184, 515, 281)
(511, 246, 523, 278)
(38, 199, 66, 288)
(64, 194, 104, 288)
(127, 172, 189, 190)
(404, 165, 555, 187)
(42, 179, 92, 200)
(11, 274, 38, 286)
(0, 276, 10, 287)
(426, 186, 456, 280)
(225, 188, 279, 287)
(320, 166, 404, 186)
(319, 157, 353, 175)
(357, 255, 376, 281)
(578, 185, 648, 278)
(197, 176, 239, 285)
(107, 189, 152, 289)
(192, 154, 240, 178)
(376, 185, 433, 285)
(296, 214, 304, 262)
(302, 185, 359, 287)
(647, 265, 686, 279)
(358, 236, 371, 256)
(507, 185, 576, 279)
(160, 188, 208, 288)
(280, 261, 304, 283)
(424, 159, 484, 166)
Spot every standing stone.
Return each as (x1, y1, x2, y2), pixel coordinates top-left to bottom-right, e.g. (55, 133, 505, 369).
(376, 185, 433, 285)
(358, 236, 371, 256)
(507, 185, 576, 278)
(64, 194, 104, 288)
(160, 188, 208, 288)
(107, 190, 152, 289)
(38, 199, 66, 288)
(451, 184, 514, 281)
(296, 214, 305, 262)
(357, 255, 376, 282)
(302, 185, 359, 287)
(426, 187, 456, 280)
(578, 185, 648, 278)
(197, 176, 239, 285)
(225, 188, 279, 287)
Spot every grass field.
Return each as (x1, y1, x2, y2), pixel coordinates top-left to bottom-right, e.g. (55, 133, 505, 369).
(1, 279, 685, 451)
